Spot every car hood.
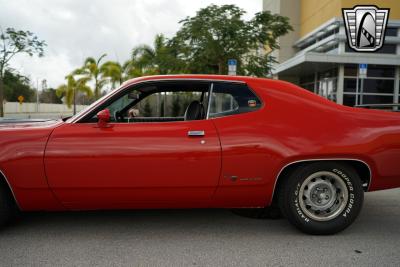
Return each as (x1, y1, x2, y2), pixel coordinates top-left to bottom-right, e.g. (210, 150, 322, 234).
(0, 118, 63, 130)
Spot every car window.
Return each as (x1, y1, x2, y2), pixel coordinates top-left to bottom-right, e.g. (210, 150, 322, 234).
(132, 91, 204, 118)
(105, 90, 141, 122)
(84, 81, 210, 123)
(208, 83, 261, 118)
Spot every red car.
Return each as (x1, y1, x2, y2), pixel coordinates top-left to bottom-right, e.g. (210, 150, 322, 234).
(1, 75, 399, 234)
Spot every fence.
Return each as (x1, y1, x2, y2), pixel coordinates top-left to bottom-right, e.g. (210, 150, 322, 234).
(4, 102, 88, 119)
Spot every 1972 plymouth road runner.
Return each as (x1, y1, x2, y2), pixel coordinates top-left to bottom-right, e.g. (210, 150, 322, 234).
(0, 75, 399, 234)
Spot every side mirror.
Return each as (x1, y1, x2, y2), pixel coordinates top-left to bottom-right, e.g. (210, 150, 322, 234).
(97, 109, 110, 127)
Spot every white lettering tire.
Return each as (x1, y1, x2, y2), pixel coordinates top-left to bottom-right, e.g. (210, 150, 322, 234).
(278, 162, 364, 235)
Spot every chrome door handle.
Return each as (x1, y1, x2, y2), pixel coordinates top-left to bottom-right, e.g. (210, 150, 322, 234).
(188, 130, 205, 137)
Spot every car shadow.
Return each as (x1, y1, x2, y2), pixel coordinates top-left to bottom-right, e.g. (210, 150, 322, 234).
(4, 208, 295, 237)
(2, 189, 400, 238)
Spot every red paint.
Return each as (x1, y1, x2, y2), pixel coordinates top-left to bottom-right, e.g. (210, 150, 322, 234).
(96, 108, 110, 128)
(0, 75, 399, 211)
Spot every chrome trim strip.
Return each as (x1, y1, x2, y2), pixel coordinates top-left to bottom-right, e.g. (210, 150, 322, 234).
(0, 169, 21, 209)
(271, 158, 373, 203)
(70, 78, 245, 123)
(188, 130, 205, 137)
(206, 83, 214, 119)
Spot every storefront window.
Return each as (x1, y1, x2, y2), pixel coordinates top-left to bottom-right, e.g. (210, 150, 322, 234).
(343, 94, 395, 106)
(363, 79, 394, 94)
(343, 78, 394, 94)
(344, 65, 358, 76)
(343, 94, 356, 106)
(342, 64, 396, 107)
(361, 95, 394, 105)
(343, 78, 357, 92)
(367, 65, 395, 78)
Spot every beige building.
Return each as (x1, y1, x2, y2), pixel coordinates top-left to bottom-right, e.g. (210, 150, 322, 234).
(264, 0, 400, 109)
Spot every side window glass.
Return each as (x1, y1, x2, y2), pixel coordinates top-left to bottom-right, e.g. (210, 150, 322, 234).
(133, 91, 203, 118)
(94, 89, 141, 122)
(209, 83, 261, 118)
(85, 82, 210, 123)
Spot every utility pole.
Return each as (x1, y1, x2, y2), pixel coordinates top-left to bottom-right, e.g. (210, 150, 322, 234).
(36, 79, 39, 113)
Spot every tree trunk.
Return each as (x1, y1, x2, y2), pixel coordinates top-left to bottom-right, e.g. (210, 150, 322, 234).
(73, 87, 76, 115)
(0, 77, 4, 117)
(218, 61, 223, 75)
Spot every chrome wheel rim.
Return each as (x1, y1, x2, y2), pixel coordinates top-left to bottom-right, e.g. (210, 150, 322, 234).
(298, 171, 348, 222)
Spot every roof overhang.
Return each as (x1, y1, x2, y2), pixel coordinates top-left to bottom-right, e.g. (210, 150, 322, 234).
(273, 52, 400, 76)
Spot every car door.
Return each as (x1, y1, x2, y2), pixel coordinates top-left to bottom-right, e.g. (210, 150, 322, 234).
(206, 82, 270, 207)
(44, 82, 221, 210)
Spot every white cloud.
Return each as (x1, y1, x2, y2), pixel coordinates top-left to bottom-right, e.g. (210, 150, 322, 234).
(0, 0, 261, 88)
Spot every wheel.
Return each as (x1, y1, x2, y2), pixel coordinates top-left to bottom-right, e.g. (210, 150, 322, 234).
(0, 183, 16, 227)
(231, 207, 281, 219)
(278, 162, 364, 235)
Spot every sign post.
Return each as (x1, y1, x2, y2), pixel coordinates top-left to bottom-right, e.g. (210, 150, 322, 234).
(359, 64, 367, 79)
(18, 95, 24, 104)
(358, 64, 367, 105)
(228, 59, 237, 76)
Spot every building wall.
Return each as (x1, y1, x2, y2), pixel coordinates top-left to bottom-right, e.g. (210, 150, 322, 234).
(263, 0, 301, 63)
(300, 0, 341, 37)
(4, 102, 88, 119)
(301, 0, 400, 37)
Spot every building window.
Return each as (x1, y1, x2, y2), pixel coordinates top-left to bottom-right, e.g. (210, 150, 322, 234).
(343, 94, 394, 106)
(318, 78, 337, 101)
(345, 65, 395, 78)
(344, 65, 358, 76)
(362, 79, 394, 94)
(343, 78, 357, 92)
(343, 94, 356, 106)
(361, 95, 394, 105)
(386, 27, 398, 37)
(367, 65, 395, 78)
(342, 64, 396, 107)
(300, 74, 316, 93)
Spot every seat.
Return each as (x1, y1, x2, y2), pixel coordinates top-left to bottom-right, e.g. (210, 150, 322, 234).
(184, 101, 204, 121)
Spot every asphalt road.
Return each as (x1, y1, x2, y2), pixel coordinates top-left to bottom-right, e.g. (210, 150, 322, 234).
(0, 189, 399, 267)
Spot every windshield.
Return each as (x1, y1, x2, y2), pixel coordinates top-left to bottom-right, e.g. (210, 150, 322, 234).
(65, 89, 119, 123)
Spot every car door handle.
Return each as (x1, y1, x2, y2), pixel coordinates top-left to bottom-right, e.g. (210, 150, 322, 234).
(188, 130, 205, 137)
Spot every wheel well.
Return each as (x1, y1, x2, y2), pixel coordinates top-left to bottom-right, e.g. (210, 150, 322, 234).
(0, 171, 19, 209)
(271, 160, 371, 207)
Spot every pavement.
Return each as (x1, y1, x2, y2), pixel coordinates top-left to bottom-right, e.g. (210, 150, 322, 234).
(0, 188, 399, 267)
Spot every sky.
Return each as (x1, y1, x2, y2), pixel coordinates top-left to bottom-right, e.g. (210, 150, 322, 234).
(0, 0, 261, 89)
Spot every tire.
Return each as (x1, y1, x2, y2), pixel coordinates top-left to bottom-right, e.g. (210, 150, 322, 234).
(278, 162, 364, 235)
(231, 207, 281, 219)
(0, 183, 16, 227)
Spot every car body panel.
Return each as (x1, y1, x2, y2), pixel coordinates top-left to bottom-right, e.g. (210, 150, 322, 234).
(44, 120, 221, 210)
(0, 75, 399, 211)
(0, 120, 65, 210)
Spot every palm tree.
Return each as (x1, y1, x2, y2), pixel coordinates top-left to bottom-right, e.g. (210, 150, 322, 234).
(100, 61, 123, 88)
(131, 34, 170, 75)
(100, 60, 145, 89)
(75, 54, 107, 99)
(121, 60, 143, 80)
(56, 74, 93, 114)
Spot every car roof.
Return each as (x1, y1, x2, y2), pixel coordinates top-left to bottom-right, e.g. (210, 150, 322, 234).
(121, 74, 267, 87)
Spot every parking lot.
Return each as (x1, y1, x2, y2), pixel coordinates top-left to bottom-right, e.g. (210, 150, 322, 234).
(0, 188, 399, 266)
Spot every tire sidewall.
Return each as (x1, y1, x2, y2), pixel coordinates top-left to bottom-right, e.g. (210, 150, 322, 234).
(283, 162, 364, 234)
(0, 185, 15, 227)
